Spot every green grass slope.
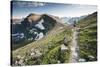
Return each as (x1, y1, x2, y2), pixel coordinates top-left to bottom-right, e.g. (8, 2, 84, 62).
(12, 24, 72, 65)
(77, 12, 97, 61)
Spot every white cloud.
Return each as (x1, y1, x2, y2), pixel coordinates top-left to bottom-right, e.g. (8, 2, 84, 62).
(33, 2, 46, 7)
(13, 1, 46, 7)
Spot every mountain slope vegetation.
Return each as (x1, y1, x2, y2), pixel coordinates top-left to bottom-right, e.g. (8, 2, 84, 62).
(12, 13, 72, 65)
(76, 12, 97, 61)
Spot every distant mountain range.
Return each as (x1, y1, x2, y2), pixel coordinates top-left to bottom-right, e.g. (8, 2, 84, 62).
(61, 15, 87, 25)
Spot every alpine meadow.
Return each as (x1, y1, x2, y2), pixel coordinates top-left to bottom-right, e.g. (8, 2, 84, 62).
(11, 1, 97, 66)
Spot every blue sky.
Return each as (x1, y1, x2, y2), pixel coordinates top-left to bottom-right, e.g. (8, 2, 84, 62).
(12, 1, 97, 19)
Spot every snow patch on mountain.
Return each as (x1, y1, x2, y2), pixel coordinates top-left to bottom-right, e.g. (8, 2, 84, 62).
(35, 19, 45, 30)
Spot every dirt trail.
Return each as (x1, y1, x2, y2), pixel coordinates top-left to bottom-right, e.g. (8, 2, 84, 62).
(69, 27, 79, 63)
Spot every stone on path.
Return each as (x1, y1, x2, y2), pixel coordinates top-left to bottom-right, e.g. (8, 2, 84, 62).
(61, 44, 68, 51)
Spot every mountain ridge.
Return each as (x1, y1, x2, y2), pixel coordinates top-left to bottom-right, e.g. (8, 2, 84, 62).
(12, 13, 71, 50)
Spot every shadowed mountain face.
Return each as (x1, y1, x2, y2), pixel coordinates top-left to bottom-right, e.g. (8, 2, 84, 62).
(11, 13, 60, 49)
(21, 13, 57, 34)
